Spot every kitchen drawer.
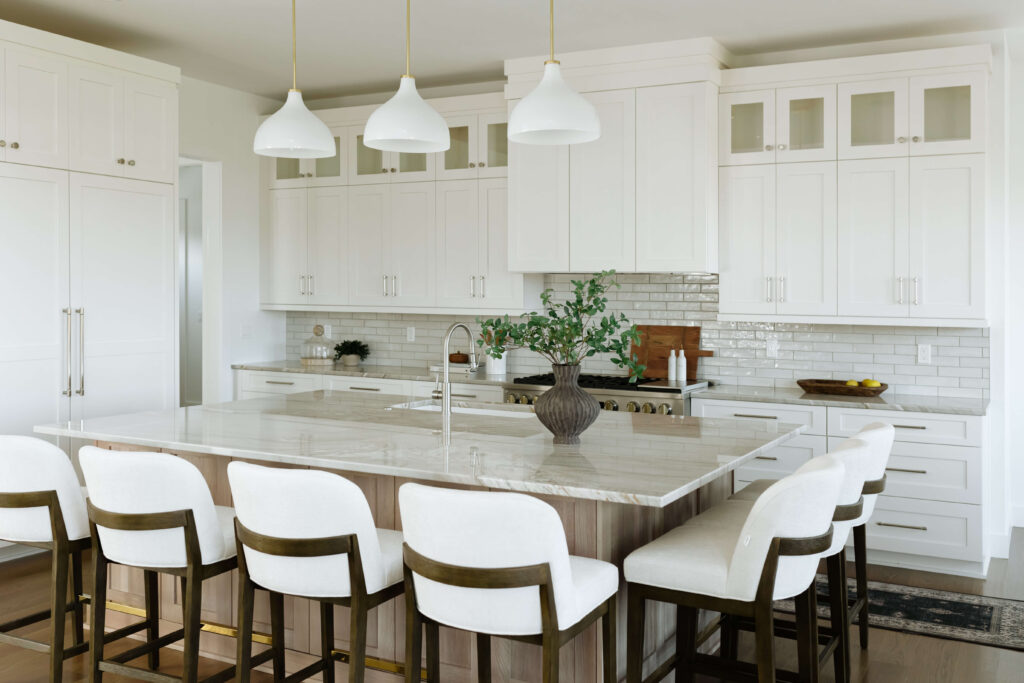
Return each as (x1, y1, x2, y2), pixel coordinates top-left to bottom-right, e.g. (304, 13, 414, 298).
(827, 407, 981, 447)
(324, 376, 412, 396)
(410, 381, 504, 403)
(691, 398, 826, 436)
(241, 371, 323, 394)
(734, 434, 827, 482)
(863, 496, 982, 562)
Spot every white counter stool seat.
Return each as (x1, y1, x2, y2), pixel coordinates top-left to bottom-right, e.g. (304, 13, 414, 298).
(80, 446, 238, 683)
(0, 436, 96, 682)
(399, 483, 618, 683)
(227, 462, 405, 683)
(624, 455, 845, 683)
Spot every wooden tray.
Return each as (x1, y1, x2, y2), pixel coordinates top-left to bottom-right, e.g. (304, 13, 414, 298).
(630, 325, 713, 382)
(797, 379, 888, 397)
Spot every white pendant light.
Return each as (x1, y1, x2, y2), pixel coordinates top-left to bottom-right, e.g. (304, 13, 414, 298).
(254, 0, 334, 158)
(508, 0, 600, 145)
(364, 0, 450, 153)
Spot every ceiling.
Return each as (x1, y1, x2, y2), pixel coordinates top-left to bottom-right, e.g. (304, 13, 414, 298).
(2, 0, 1022, 101)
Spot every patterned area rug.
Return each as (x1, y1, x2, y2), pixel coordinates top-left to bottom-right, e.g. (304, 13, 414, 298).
(778, 577, 1024, 652)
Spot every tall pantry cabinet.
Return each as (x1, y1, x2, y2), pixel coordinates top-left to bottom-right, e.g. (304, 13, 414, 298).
(0, 21, 179, 443)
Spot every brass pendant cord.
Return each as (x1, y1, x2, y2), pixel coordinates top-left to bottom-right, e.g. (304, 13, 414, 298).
(404, 0, 412, 77)
(290, 0, 298, 90)
(549, 0, 555, 63)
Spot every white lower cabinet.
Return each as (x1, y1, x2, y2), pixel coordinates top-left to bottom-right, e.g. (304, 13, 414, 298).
(324, 376, 412, 396)
(239, 371, 322, 400)
(235, 370, 504, 405)
(734, 434, 827, 488)
(861, 496, 982, 563)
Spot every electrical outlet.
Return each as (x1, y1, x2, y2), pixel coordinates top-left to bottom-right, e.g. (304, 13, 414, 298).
(765, 335, 780, 359)
(406, 326, 416, 342)
(917, 344, 932, 364)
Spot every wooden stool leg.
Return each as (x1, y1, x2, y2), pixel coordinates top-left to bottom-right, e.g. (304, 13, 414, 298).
(269, 591, 286, 680)
(349, 595, 367, 683)
(143, 570, 160, 670)
(853, 524, 869, 649)
(794, 586, 819, 683)
(541, 630, 559, 683)
(754, 596, 776, 683)
(321, 602, 336, 683)
(404, 601, 423, 683)
(676, 605, 697, 683)
(181, 575, 203, 683)
(602, 598, 617, 683)
(425, 620, 440, 683)
(476, 633, 491, 683)
(89, 548, 108, 682)
(827, 552, 850, 683)
(49, 545, 69, 683)
(71, 548, 85, 646)
(720, 614, 739, 660)
(626, 587, 645, 683)
(235, 576, 255, 683)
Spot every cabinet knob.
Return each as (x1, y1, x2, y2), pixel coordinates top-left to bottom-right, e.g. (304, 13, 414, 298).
(469, 162, 476, 168)
(479, 161, 486, 167)
(117, 158, 125, 165)
(897, 136, 907, 143)
(381, 168, 387, 173)
(912, 136, 921, 143)
(777, 144, 786, 150)
(10, 142, 19, 150)
(390, 168, 396, 173)
(127, 159, 136, 166)
(764, 144, 773, 151)
(0, 140, 5, 147)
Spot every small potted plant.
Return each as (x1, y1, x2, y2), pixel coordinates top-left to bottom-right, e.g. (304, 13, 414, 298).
(478, 271, 644, 444)
(480, 329, 510, 376)
(334, 340, 370, 367)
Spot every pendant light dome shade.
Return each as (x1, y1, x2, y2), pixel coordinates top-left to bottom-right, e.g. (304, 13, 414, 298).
(363, 76, 450, 153)
(508, 62, 600, 145)
(254, 90, 335, 158)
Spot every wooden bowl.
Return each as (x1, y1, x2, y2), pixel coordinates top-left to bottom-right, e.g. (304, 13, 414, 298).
(797, 379, 888, 397)
(448, 352, 469, 364)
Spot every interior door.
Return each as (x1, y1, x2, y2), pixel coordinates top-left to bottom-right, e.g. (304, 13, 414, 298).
(389, 182, 436, 306)
(478, 177, 521, 308)
(306, 186, 348, 306)
(346, 183, 390, 306)
(265, 189, 308, 306)
(435, 179, 481, 307)
(3, 46, 68, 169)
(837, 78, 909, 160)
(70, 173, 176, 419)
(68, 63, 125, 177)
(775, 162, 837, 316)
(568, 88, 636, 272)
(718, 164, 776, 315)
(908, 154, 985, 319)
(0, 164, 70, 438)
(837, 158, 909, 317)
(124, 75, 178, 183)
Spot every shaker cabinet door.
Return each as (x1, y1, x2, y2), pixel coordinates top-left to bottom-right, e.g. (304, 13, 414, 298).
(3, 46, 68, 169)
(718, 165, 776, 315)
(775, 161, 837, 316)
(265, 188, 309, 306)
(69, 64, 125, 177)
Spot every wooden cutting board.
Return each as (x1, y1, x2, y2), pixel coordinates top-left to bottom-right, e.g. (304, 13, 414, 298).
(630, 325, 713, 381)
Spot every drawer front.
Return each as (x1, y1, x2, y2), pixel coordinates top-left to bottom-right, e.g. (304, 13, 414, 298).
(735, 434, 827, 482)
(827, 407, 981, 446)
(242, 371, 322, 394)
(691, 398, 826, 436)
(864, 496, 982, 562)
(410, 381, 504, 403)
(323, 376, 412, 395)
(828, 437, 981, 504)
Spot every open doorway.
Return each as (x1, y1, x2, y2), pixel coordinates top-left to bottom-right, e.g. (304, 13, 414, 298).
(178, 159, 204, 406)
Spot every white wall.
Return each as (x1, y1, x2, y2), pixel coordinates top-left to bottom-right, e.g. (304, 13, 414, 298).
(178, 164, 203, 406)
(1006, 29, 1024, 528)
(178, 77, 286, 402)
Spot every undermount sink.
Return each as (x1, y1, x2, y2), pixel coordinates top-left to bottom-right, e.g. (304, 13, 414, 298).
(389, 401, 535, 419)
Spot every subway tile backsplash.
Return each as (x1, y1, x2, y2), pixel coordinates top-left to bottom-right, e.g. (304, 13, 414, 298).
(285, 274, 989, 399)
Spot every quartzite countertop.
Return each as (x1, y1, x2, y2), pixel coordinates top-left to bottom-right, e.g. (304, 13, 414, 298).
(35, 389, 803, 507)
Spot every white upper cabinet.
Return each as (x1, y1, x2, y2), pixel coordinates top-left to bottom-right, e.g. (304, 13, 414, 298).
(269, 130, 346, 189)
(775, 84, 836, 163)
(719, 90, 775, 165)
(265, 188, 309, 307)
(69, 65, 177, 183)
(346, 127, 434, 185)
(775, 162, 837, 315)
(718, 165, 776, 315)
(909, 72, 986, 156)
(507, 133, 570, 272)
(346, 184, 391, 306)
(437, 110, 508, 180)
(388, 182, 436, 306)
(306, 186, 348, 305)
(838, 78, 909, 159)
(569, 88, 636, 272)
(2, 46, 68, 169)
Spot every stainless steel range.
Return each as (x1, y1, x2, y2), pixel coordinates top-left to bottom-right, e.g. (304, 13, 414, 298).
(502, 374, 708, 416)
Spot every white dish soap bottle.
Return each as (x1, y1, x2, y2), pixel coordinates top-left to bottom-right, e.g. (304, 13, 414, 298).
(676, 349, 687, 384)
(667, 349, 677, 381)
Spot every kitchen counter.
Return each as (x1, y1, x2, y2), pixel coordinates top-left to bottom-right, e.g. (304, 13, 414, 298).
(231, 359, 520, 386)
(695, 384, 989, 416)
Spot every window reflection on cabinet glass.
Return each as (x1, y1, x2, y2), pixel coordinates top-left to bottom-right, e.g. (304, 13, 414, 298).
(789, 98, 825, 150)
(850, 92, 895, 146)
(315, 136, 342, 178)
(356, 134, 385, 176)
(276, 157, 301, 180)
(487, 122, 508, 168)
(924, 86, 970, 142)
(731, 102, 764, 154)
(445, 125, 470, 170)
(399, 152, 427, 173)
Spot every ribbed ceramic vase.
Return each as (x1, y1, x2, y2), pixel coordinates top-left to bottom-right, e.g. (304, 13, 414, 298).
(534, 364, 601, 445)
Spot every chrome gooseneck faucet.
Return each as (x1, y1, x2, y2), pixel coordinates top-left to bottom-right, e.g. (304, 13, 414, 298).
(437, 323, 478, 446)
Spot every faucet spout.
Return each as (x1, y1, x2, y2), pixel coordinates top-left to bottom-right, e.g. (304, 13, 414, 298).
(440, 323, 478, 447)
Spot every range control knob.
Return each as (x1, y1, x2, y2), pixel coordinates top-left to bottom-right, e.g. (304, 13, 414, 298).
(518, 395, 532, 405)
(603, 400, 618, 411)
(505, 393, 518, 404)
(657, 403, 673, 415)
(641, 402, 656, 414)
(625, 401, 640, 413)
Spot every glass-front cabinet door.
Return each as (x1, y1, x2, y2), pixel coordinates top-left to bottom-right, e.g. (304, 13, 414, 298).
(390, 149, 435, 182)
(269, 130, 345, 188)
(838, 78, 909, 159)
(909, 72, 985, 156)
(346, 127, 390, 185)
(719, 91, 775, 165)
(477, 111, 508, 178)
(775, 84, 836, 162)
(437, 114, 479, 180)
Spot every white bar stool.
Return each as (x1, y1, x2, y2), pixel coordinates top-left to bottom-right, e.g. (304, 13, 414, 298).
(624, 454, 846, 683)
(227, 462, 405, 683)
(398, 483, 618, 683)
(80, 446, 238, 683)
(0, 436, 91, 682)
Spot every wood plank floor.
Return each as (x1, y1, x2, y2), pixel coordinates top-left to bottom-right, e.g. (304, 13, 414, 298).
(1, 533, 1022, 681)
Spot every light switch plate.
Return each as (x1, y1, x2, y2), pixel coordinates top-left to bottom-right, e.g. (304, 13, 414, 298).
(917, 344, 931, 364)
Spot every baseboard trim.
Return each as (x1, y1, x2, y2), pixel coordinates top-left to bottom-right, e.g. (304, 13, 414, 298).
(0, 544, 45, 563)
(988, 531, 1012, 560)
(854, 547, 990, 578)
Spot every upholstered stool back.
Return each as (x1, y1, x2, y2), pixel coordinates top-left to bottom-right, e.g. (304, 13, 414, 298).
(852, 422, 896, 521)
(79, 447, 226, 568)
(0, 436, 88, 543)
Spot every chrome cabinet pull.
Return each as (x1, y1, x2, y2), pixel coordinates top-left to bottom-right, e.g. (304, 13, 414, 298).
(62, 308, 72, 396)
(391, 274, 397, 297)
(265, 380, 295, 386)
(876, 521, 927, 532)
(897, 276, 904, 304)
(766, 276, 773, 303)
(451, 393, 477, 399)
(913, 277, 920, 305)
(308, 274, 315, 296)
(893, 424, 926, 430)
(778, 276, 785, 303)
(480, 275, 485, 297)
(299, 275, 306, 295)
(383, 274, 389, 296)
(755, 455, 779, 461)
(734, 413, 778, 420)
(470, 275, 476, 297)
(349, 386, 381, 392)
(75, 308, 85, 396)
(886, 467, 928, 475)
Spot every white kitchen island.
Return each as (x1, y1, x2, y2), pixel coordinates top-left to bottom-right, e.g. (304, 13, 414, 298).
(36, 390, 804, 682)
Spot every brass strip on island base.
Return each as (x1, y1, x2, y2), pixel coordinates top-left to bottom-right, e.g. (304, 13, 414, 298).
(332, 648, 429, 680)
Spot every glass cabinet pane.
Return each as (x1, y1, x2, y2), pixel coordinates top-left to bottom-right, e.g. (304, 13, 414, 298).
(486, 122, 508, 168)
(850, 92, 895, 146)
(275, 157, 301, 181)
(355, 134, 386, 177)
(398, 152, 427, 173)
(924, 85, 971, 142)
(445, 125, 470, 171)
(314, 136, 342, 178)
(788, 97, 825, 150)
(731, 102, 765, 154)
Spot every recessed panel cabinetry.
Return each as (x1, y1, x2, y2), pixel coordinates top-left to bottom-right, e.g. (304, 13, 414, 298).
(438, 110, 508, 180)
(269, 130, 346, 189)
(1, 45, 68, 169)
(719, 85, 836, 165)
